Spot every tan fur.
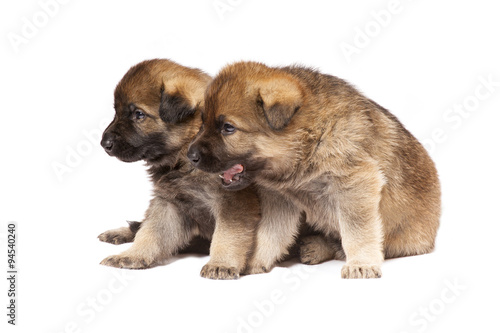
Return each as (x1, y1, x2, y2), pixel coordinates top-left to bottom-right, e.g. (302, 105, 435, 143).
(190, 61, 441, 279)
(245, 188, 303, 274)
(98, 226, 135, 245)
(202, 188, 261, 277)
(99, 59, 260, 279)
(300, 235, 345, 265)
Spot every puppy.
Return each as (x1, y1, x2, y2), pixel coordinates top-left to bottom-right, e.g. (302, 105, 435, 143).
(98, 59, 260, 279)
(188, 61, 441, 278)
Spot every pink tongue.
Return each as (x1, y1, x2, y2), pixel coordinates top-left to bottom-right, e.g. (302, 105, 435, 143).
(223, 164, 244, 182)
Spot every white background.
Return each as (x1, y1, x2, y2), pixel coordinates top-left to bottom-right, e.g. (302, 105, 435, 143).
(1, 0, 499, 332)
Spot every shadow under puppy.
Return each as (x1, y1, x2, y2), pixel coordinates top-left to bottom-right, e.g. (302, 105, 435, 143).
(188, 61, 441, 279)
(97, 59, 261, 279)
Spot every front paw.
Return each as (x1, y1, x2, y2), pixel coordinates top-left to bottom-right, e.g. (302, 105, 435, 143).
(200, 263, 240, 280)
(100, 254, 154, 269)
(341, 264, 381, 279)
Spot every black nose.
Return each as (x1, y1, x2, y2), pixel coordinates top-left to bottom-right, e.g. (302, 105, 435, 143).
(101, 132, 116, 152)
(187, 146, 201, 166)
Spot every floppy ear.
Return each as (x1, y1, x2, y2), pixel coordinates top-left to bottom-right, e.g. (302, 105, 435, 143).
(159, 88, 197, 124)
(258, 76, 303, 130)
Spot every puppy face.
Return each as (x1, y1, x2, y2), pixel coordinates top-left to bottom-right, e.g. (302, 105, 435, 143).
(102, 59, 211, 164)
(188, 62, 304, 190)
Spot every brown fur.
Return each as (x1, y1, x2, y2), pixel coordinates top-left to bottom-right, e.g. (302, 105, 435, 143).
(98, 59, 261, 279)
(188, 61, 441, 279)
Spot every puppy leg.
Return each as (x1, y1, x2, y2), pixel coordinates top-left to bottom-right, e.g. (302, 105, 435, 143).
(336, 167, 385, 279)
(245, 191, 302, 275)
(300, 235, 345, 265)
(200, 188, 260, 280)
(101, 198, 193, 269)
(98, 221, 141, 245)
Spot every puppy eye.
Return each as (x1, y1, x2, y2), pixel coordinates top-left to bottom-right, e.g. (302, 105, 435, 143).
(221, 123, 236, 135)
(134, 110, 145, 120)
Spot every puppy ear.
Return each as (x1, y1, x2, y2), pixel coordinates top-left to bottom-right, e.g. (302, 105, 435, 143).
(159, 88, 197, 124)
(258, 76, 303, 130)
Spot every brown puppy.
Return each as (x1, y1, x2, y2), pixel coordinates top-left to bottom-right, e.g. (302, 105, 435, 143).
(98, 59, 260, 279)
(188, 61, 441, 279)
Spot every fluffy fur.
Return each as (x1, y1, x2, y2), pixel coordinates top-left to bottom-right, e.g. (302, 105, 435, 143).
(98, 59, 261, 279)
(188, 61, 441, 278)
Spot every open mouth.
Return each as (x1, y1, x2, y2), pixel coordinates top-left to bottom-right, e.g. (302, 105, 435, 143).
(219, 164, 245, 187)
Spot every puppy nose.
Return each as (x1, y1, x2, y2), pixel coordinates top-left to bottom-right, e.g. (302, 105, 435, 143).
(101, 132, 116, 152)
(187, 146, 201, 166)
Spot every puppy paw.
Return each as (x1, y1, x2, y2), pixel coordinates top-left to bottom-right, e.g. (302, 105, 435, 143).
(98, 227, 135, 245)
(341, 264, 381, 279)
(244, 265, 271, 275)
(100, 254, 154, 269)
(200, 264, 240, 280)
(300, 235, 336, 265)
